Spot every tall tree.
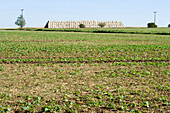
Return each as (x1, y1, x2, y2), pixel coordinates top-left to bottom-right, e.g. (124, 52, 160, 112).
(15, 9, 26, 28)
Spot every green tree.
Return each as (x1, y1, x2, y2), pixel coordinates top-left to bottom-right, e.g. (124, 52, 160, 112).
(15, 14, 26, 28)
(98, 23, 106, 28)
(168, 24, 170, 27)
(79, 24, 85, 28)
(147, 22, 157, 28)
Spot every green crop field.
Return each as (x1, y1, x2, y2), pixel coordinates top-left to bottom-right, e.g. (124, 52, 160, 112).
(0, 29, 169, 112)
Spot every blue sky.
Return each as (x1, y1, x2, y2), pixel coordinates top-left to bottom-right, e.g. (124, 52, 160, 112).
(0, 0, 169, 28)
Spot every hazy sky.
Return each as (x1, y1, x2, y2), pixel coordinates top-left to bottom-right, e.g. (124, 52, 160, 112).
(0, 0, 169, 28)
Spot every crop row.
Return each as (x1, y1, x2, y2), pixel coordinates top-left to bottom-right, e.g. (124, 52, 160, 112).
(0, 44, 169, 60)
(0, 58, 169, 64)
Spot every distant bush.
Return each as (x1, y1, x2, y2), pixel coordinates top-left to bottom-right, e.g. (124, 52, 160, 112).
(147, 23, 157, 28)
(79, 24, 85, 28)
(168, 24, 170, 27)
(98, 23, 106, 28)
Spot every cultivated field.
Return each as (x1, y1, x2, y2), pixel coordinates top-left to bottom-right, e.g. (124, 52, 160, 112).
(0, 29, 169, 112)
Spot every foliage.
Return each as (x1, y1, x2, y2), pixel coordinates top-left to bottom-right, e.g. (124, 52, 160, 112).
(98, 23, 106, 28)
(15, 15, 26, 28)
(168, 24, 170, 27)
(79, 24, 85, 28)
(147, 22, 157, 28)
